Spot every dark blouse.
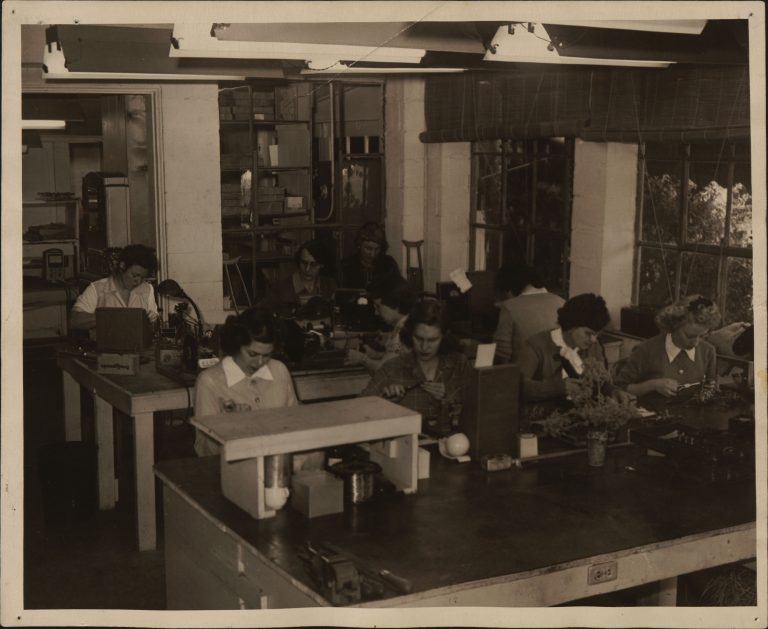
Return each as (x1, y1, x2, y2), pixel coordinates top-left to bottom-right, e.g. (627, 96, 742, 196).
(339, 253, 402, 290)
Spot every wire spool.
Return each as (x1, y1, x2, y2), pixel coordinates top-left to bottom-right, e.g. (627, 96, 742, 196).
(329, 460, 382, 504)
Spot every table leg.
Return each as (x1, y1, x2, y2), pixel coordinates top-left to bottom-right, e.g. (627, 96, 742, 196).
(656, 577, 678, 606)
(134, 411, 157, 551)
(62, 370, 82, 442)
(94, 396, 116, 509)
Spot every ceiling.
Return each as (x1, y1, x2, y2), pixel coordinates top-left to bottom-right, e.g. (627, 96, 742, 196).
(20, 20, 749, 80)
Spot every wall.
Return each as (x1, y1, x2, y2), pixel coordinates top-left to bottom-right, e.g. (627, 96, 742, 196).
(157, 84, 224, 323)
(385, 78, 471, 291)
(569, 140, 638, 327)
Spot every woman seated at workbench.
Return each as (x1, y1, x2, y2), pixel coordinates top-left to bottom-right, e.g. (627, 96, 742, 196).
(520, 293, 620, 419)
(345, 276, 414, 372)
(339, 222, 402, 290)
(361, 298, 469, 436)
(262, 239, 336, 311)
(614, 295, 720, 399)
(493, 262, 565, 364)
(193, 307, 298, 457)
(70, 244, 158, 331)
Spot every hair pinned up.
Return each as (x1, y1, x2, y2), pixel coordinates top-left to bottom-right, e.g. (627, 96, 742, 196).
(557, 293, 610, 332)
(655, 294, 721, 332)
(355, 222, 388, 254)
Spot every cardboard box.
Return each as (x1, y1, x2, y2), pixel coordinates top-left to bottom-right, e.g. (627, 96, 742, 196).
(291, 470, 344, 518)
(97, 353, 140, 376)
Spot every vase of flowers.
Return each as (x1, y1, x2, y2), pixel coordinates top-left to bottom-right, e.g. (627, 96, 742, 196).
(539, 358, 638, 467)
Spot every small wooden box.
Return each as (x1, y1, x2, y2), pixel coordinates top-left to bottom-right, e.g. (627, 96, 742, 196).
(291, 471, 344, 518)
(97, 352, 139, 375)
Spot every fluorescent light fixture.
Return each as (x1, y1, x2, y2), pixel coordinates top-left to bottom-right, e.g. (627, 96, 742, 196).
(528, 20, 707, 35)
(170, 23, 426, 64)
(484, 25, 674, 68)
(22, 119, 66, 130)
(42, 45, 245, 81)
(301, 64, 465, 75)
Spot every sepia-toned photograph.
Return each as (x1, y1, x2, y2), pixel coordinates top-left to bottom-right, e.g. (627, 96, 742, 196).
(1, 2, 765, 627)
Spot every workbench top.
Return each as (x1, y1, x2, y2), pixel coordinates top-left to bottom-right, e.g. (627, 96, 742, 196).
(155, 444, 755, 606)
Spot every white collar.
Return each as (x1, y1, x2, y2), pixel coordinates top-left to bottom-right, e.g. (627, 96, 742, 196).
(551, 328, 584, 377)
(222, 355, 274, 387)
(519, 286, 548, 296)
(665, 333, 696, 363)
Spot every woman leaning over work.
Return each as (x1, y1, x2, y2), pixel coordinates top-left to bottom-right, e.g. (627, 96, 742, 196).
(193, 307, 298, 457)
(614, 295, 720, 398)
(518, 293, 635, 424)
(361, 298, 469, 437)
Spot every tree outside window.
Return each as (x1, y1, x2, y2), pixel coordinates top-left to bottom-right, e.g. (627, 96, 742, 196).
(470, 138, 574, 296)
(636, 141, 752, 323)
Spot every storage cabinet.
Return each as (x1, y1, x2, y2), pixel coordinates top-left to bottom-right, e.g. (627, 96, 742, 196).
(22, 198, 80, 279)
(218, 80, 385, 305)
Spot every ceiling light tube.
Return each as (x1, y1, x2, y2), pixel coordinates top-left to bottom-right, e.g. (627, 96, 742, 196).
(301, 65, 466, 75)
(22, 120, 66, 130)
(523, 20, 707, 35)
(170, 23, 426, 64)
(483, 25, 675, 68)
(42, 45, 245, 81)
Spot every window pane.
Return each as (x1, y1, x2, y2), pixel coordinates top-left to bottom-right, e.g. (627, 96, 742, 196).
(725, 257, 753, 323)
(505, 155, 532, 228)
(472, 228, 503, 271)
(686, 162, 728, 246)
(679, 252, 719, 301)
(535, 154, 567, 230)
(532, 233, 567, 294)
(475, 140, 502, 153)
(473, 152, 502, 224)
(642, 161, 680, 244)
(730, 162, 752, 248)
(638, 246, 678, 307)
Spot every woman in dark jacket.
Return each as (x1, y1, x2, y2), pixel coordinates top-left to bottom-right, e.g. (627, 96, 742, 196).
(339, 222, 402, 290)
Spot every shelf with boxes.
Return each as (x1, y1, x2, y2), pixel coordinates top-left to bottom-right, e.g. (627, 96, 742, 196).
(218, 81, 314, 303)
(22, 197, 80, 280)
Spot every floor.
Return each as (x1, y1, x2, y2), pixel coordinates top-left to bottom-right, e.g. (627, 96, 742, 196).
(20, 341, 755, 611)
(22, 340, 196, 610)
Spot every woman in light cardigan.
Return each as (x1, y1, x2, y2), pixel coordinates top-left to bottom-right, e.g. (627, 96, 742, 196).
(614, 296, 720, 398)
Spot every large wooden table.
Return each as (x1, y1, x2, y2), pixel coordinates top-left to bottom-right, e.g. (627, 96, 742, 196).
(155, 445, 755, 608)
(57, 352, 369, 551)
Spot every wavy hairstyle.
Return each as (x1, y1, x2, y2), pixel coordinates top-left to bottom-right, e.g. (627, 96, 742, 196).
(118, 244, 157, 274)
(655, 295, 721, 333)
(354, 222, 388, 255)
(219, 307, 278, 356)
(557, 293, 610, 332)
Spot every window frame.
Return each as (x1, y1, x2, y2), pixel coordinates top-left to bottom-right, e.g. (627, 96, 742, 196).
(468, 138, 575, 297)
(634, 141, 752, 322)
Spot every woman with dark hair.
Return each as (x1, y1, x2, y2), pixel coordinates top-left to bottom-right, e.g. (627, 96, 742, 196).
(361, 298, 468, 436)
(519, 293, 612, 403)
(339, 222, 402, 290)
(264, 239, 336, 309)
(493, 262, 565, 363)
(70, 244, 159, 330)
(193, 307, 298, 457)
(615, 295, 721, 398)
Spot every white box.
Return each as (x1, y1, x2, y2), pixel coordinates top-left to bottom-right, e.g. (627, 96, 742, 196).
(268, 144, 279, 167)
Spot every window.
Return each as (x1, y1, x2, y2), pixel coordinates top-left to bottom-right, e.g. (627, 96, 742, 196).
(636, 141, 752, 323)
(470, 138, 574, 295)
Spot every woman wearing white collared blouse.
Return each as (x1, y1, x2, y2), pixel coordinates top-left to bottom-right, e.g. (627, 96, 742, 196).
(614, 296, 721, 398)
(193, 307, 298, 457)
(70, 244, 159, 331)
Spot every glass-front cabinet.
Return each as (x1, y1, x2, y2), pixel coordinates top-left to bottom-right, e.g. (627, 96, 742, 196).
(219, 80, 384, 307)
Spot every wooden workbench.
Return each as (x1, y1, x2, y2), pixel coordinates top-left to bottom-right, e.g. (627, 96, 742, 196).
(155, 445, 755, 608)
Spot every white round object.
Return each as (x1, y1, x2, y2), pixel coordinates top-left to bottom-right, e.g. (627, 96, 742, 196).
(444, 432, 470, 457)
(264, 486, 290, 510)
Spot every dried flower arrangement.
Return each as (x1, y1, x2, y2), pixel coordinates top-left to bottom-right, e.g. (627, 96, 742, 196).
(538, 358, 639, 437)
